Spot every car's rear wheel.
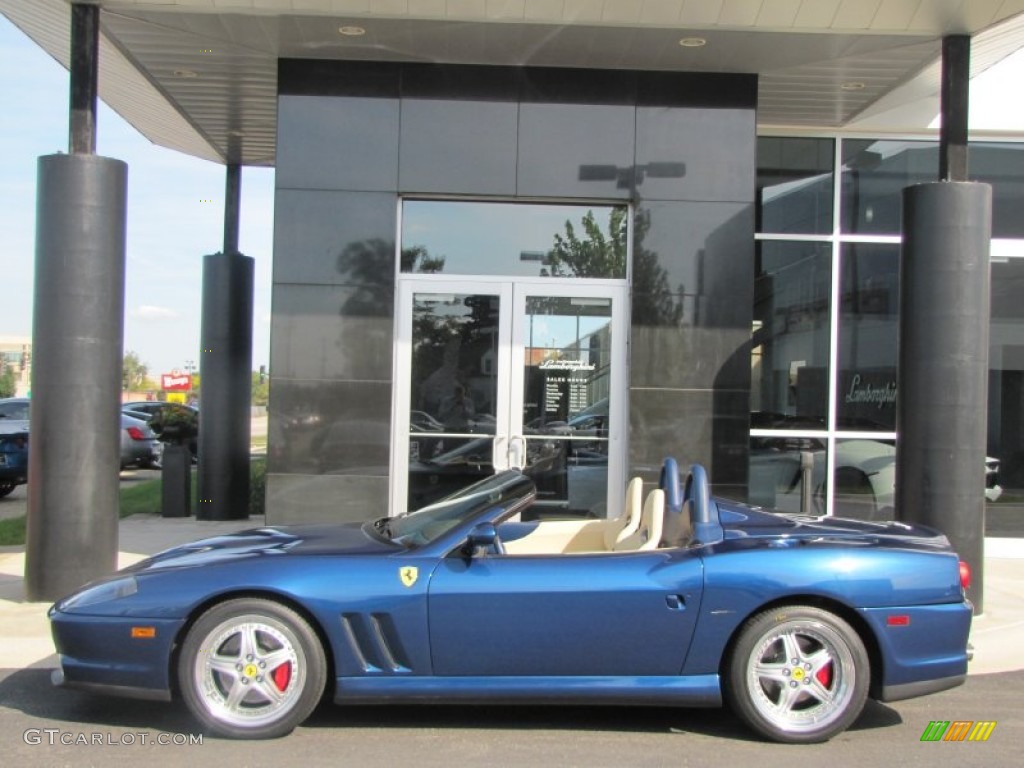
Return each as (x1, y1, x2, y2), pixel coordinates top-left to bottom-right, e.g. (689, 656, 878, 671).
(0, 482, 16, 498)
(724, 605, 869, 744)
(178, 598, 326, 739)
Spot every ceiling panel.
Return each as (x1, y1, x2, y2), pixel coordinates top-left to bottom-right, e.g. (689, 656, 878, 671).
(3, 0, 1024, 165)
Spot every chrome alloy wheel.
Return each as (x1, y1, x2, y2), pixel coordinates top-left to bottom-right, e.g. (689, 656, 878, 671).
(726, 605, 869, 743)
(746, 620, 854, 734)
(193, 615, 306, 729)
(180, 599, 326, 738)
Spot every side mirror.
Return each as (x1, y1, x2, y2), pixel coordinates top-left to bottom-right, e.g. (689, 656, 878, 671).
(465, 522, 500, 557)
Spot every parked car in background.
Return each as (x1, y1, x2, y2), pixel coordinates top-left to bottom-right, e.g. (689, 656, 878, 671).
(0, 397, 30, 498)
(0, 397, 160, 476)
(120, 412, 162, 469)
(122, 401, 198, 458)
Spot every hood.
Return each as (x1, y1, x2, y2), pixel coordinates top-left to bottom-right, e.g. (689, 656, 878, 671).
(126, 522, 399, 572)
(715, 497, 951, 550)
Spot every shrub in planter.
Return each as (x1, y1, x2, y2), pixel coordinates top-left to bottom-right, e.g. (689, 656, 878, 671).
(149, 404, 199, 443)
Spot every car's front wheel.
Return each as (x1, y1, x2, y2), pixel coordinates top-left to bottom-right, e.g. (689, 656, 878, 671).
(724, 605, 869, 744)
(0, 482, 17, 498)
(178, 598, 326, 739)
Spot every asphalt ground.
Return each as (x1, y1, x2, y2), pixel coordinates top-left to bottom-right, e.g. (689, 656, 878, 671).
(0, 662, 1020, 768)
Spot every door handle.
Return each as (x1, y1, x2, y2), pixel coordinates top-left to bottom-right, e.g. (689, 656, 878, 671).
(492, 435, 508, 471)
(508, 436, 527, 470)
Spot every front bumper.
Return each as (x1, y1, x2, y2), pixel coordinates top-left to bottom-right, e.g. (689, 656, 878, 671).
(51, 667, 172, 702)
(50, 609, 184, 698)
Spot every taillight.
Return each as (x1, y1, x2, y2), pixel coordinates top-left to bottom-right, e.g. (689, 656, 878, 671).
(127, 426, 147, 441)
(959, 560, 972, 591)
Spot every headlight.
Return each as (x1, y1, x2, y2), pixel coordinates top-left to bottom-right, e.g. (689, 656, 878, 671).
(57, 576, 138, 611)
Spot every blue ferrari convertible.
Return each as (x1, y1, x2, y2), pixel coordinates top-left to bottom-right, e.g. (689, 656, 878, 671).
(49, 459, 972, 744)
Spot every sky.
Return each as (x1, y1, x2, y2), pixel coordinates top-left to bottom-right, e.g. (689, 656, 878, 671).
(0, 15, 273, 381)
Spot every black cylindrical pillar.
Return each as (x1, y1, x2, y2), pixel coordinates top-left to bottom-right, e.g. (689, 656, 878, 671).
(940, 35, 970, 182)
(69, 3, 99, 155)
(26, 154, 127, 600)
(197, 252, 254, 520)
(224, 163, 241, 255)
(897, 182, 991, 613)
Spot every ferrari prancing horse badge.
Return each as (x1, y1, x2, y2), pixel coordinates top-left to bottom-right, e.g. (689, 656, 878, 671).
(399, 566, 419, 588)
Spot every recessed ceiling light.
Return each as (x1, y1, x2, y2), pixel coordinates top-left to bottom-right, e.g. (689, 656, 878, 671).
(679, 37, 707, 48)
(173, 69, 199, 78)
(338, 25, 366, 36)
(841, 81, 866, 90)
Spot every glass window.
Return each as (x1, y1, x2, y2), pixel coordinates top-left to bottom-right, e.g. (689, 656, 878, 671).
(840, 140, 938, 234)
(749, 436, 827, 514)
(407, 292, 501, 511)
(970, 142, 1024, 239)
(522, 296, 612, 517)
(400, 201, 628, 278)
(834, 438, 896, 520)
(988, 258, 1024, 538)
(836, 244, 899, 431)
(751, 241, 832, 429)
(756, 137, 834, 234)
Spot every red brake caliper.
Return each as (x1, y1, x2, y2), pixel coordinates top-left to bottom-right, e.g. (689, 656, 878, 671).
(271, 663, 292, 691)
(815, 662, 833, 688)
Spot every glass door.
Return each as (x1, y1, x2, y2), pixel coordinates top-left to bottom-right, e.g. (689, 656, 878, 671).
(392, 278, 626, 519)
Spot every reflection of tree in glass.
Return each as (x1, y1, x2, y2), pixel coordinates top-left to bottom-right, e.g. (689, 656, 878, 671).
(400, 245, 446, 274)
(411, 295, 498, 420)
(545, 209, 626, 278)
(334, 240, 446, 314)
(545, 209, 684, 325)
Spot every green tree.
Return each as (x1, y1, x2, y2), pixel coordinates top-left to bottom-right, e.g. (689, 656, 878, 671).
(251, 370, 269, 407)
(0, 366, 16, 398)
(122, 351, 149, 392)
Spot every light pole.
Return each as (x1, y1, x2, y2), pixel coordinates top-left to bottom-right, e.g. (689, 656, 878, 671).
(184, 360, 196, 401)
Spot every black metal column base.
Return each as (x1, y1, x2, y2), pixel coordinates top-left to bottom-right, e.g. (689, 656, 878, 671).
(161, 445, 192, 518)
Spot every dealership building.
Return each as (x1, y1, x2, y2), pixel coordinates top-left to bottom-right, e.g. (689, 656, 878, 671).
(7, 1, 1024, 601)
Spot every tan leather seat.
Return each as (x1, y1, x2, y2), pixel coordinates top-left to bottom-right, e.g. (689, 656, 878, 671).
(602, 477, 644, 551)
(613, 488, 665, 552)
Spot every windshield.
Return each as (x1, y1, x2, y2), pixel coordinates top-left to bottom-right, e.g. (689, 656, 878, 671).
(385, 471, 535, 548)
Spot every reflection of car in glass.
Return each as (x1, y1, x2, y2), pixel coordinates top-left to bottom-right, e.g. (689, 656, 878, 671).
(409, 399, 611, 515)
(50, 460, 972, 744)
(751, 436, 1003, 518)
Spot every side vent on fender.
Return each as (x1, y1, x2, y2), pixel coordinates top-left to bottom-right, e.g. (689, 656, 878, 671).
(340, 613, 412, 674)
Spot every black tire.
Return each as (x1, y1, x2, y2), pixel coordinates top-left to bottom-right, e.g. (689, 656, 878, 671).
(178, 598, 327, 739)
(724, 605, 869, 744)
(0, 482, 16, 499)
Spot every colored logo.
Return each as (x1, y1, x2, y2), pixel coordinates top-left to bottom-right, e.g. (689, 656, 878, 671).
(399, 566, 419, 588)
(920, 720, 996, 742)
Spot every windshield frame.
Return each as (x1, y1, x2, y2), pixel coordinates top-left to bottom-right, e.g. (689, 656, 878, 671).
(382, 471, 535, 550)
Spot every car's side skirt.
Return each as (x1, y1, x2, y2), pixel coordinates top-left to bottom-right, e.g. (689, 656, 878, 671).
(334, 675, 721, 707)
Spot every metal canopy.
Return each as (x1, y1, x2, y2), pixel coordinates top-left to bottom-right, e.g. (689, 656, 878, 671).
(3, 0, 1024, 166)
